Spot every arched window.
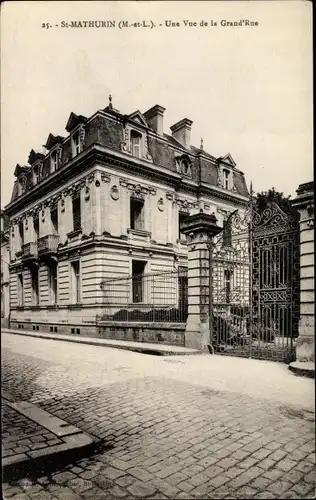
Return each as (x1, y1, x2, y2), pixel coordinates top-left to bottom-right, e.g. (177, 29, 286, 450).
(176, 155, 192, 177)
(181, 157, 191, 176)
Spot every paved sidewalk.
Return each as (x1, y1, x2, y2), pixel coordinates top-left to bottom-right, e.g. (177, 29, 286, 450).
(2, 394, 95, 482)
(2, 333, 315, 499)
(2, 328, 200, 356)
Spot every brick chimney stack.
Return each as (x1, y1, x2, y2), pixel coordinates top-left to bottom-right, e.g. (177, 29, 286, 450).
(144, 105, 166, 136)
(170, 118, 193, 149)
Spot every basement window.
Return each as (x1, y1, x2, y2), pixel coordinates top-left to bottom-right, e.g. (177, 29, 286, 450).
(132, 260, 147, 303)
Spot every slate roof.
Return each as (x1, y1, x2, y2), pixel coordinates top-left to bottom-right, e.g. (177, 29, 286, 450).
(9, 103, 249, 202)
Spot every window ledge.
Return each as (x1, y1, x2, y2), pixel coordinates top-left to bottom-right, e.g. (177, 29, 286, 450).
(47, 304, 59, 310)
(67, 229, 82, 239)
(127, 229, 151, 237)
(69, 303, 82, 309)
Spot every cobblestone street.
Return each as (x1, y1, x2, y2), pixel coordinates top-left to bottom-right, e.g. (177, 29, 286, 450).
(2, 333, 315, 499)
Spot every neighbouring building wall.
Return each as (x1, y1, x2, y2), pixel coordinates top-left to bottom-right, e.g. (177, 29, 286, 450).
(292, 182, 314, 363)
(1, 239, 10, 327)
(1, 211, 10, 327)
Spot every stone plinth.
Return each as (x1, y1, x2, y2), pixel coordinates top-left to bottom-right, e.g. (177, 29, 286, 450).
(181, 212, 221, 351)
(290, 182, 314, 376)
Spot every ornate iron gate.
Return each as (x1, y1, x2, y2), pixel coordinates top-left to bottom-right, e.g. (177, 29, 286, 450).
(211, 201, 300, 362)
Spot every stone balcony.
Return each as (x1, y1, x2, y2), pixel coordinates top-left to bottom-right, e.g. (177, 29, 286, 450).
(21, 242, 38, 266)
(38, 234, 59, 261)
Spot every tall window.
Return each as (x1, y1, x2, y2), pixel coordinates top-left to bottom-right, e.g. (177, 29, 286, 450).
(130, 198, 144, 230)
(223, 169, 230, 190)
(33, 217, 39, 241)
(178, 212, 187, 241)
(51, 207, 58, 234)
(51, 151, 58, 173)
(31, 268, 39, 305)
(72, 194, 81, 231)
(130, 131, 142, 158)
(49, 263, 58, 304)
(132, 260, 146, 303)
(19, 222, 24, 246)
(72, 132, 81, 157)
(71, 260, 80, 304)
(222, 219, 232, 247)
(18, 273, 24, 306)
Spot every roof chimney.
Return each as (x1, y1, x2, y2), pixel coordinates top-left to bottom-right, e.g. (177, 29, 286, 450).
(170, 118, 193, 149)
(143, 105, 166, 135)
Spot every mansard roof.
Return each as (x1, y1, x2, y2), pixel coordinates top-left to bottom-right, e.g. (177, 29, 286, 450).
(65, 112, 87, 133)
(7, 103, 249, 207)
(43, 133, 65, 150)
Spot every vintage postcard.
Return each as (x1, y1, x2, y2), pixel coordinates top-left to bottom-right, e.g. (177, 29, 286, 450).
(1, 1, 314, 499)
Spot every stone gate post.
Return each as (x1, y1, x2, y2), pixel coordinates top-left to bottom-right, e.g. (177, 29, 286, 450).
(181, 212, 221, 351)
(290, 182, 314, 377)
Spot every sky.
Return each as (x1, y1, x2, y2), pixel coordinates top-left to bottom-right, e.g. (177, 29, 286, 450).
(1, 1, 313, 208)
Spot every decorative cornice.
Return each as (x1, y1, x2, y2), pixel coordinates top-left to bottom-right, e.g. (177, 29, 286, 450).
(10, 170, 110, 221)
(5, 145, 248, 217)
(119, 178, 156, 196)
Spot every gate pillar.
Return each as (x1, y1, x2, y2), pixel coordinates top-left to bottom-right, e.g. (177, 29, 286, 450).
(290, 182, 314, 377)
(181, 212, 221, 351)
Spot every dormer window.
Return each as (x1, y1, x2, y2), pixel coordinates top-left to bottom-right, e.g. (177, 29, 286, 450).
(223, 169, 230, 190)
(18, 177, 25, 196)
(51, 151, 58, 173)
(176, 155, 192, 177)
(33, 166, 39, 185)
(72, 131, 81, 157)
(130, 131, 142, 158)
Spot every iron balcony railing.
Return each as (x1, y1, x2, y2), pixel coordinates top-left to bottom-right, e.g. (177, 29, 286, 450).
(22, 242, 38, 259)
(38, 234, 59, 255)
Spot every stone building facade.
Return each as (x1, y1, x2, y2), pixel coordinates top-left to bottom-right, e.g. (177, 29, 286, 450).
(291, 181, 314, 369)
(5, 99, 249, 343)
(1, 210, 10, 327)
